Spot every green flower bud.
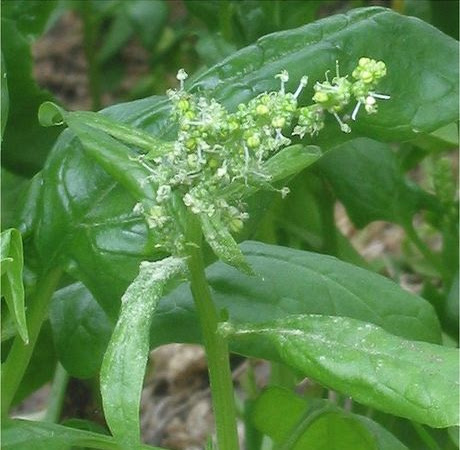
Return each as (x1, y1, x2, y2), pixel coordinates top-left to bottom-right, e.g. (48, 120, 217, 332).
(271, 116, 286, 128)
(247, 134, 261, 148)
(256, 104, 269, 115)
(313, 91, 329, 103)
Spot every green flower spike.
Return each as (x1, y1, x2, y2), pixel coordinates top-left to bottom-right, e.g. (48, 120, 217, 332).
(124, 60, 387, 270)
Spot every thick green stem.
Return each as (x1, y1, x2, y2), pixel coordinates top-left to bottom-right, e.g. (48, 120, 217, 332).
(44, 362, 69, 423)
(1, 267, 62, 417)
(186, 216, 239, 450)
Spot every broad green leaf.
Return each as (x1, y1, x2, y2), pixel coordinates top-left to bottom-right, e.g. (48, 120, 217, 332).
(33, 129, 163, 319)
(0, 229, 27, 343)
(318, 138, 436, 228)
(30, 7, 457, 319)
(50, 229, 441, 377)
(412, 122, 459, 153)
(252, 387, 408, 450)
(189, 7, 458, 143)
(49, 283, 113, 379)
(2, 419, 166, 450)
(220, 314, 460, 428)
(100, 257, 186, 450)
(152, 241, 441, 349)
(1, 18, 61, 175)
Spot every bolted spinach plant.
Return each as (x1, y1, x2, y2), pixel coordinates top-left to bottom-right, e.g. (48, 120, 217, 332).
(1, 4, 458, 450)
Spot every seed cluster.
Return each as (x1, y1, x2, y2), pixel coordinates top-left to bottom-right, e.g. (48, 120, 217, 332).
(135, 58, 388, 254)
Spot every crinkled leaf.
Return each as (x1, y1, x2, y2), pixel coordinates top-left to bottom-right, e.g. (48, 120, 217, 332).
(220, 314, 459, 428)
(252, 387, 408, 450)
(152, 241, 441, 349)
(0, 229, 27, 343)
(100, 257, 186, 450)
(2, 419, 166, 450)
(33, 129, 162, 319)
(318, 138, 436, 228)
(49, 283, 113, 379)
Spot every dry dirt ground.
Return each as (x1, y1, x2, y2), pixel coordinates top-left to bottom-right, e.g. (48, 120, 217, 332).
(12, 6, 430, 450)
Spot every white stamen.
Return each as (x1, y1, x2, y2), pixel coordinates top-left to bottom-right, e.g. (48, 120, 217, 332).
(370, 92, 391, 100)
(351, 101, 362, 121)
(294, 76, 308, 99)
(176, 69, 188, 90)
(332, 112, 351, 133)
(275, 70, 289, 94)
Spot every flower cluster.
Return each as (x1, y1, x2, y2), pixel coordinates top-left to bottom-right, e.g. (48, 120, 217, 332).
(134, 58, 388, 253)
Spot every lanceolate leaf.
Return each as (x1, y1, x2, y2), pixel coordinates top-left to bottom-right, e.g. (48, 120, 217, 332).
(0, 228, 28, 343)
(51, 240, 441, 377)
(220, 314, 459, 428)
(100, 257, 186, 450)
(152, 241, 441, 348)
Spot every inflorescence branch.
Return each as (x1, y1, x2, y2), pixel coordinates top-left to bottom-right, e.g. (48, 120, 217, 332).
(133, 57, 389, 255)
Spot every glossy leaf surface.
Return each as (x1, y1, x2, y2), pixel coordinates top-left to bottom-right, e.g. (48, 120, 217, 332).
(221, 314, 459, 428)
(49, 283, 113, 378)
(29, 7, 458, 318)
(49, 241, 441, 379)
(152, 241, 441, 348)
(189, 7, 458, 143)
